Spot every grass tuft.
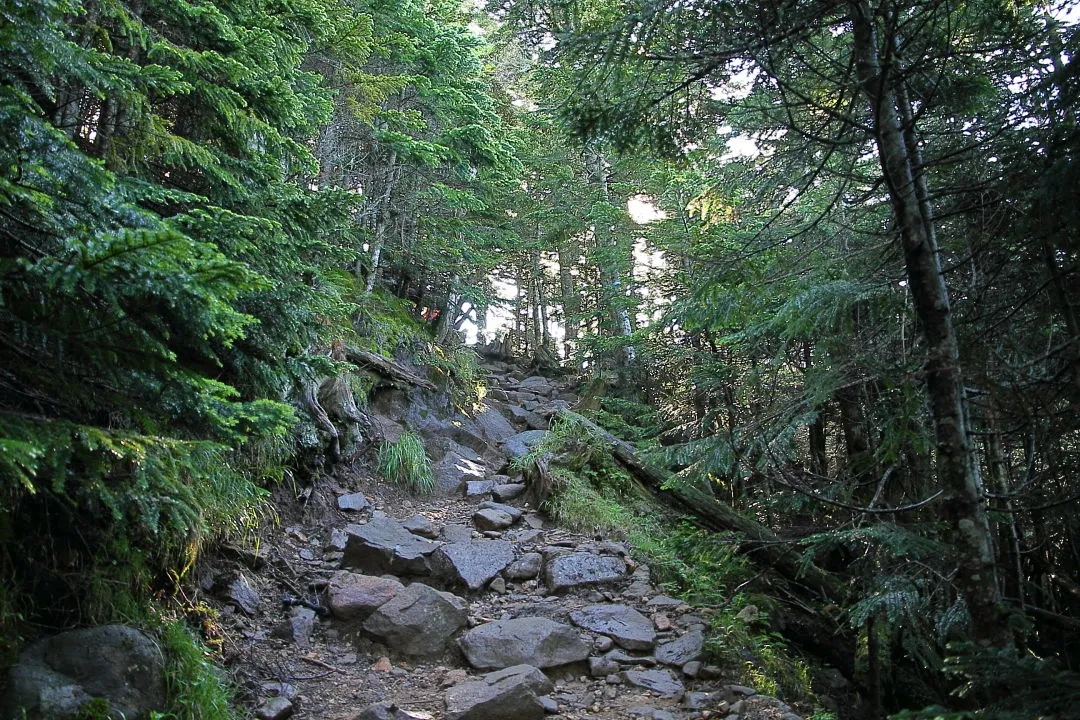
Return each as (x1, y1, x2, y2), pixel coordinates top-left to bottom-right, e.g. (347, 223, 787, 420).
(377, 431, 435, 495)
(160, 620, 238, 720)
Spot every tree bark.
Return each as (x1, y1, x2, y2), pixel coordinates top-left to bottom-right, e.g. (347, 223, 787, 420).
(850, 0, 1009, 647)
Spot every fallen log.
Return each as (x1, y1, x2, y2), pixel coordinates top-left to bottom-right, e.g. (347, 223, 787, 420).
(555, 409, 844, 602)
(345, 346, 435, 390)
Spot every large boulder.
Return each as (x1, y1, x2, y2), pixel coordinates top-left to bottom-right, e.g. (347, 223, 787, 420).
(444, 664, 554, 720)
(327, 571, 405, 621)
(363, 583, 469, 657)
(458, 618, 589, 669)
(432, 540, 515, 591)
(4, 625, 165, 720)
(544, 553, 626, 592)
(569, 605, 657, 650)
(341, 517, 441, 576)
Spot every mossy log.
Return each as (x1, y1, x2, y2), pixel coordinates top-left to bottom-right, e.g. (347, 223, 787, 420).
(345, 346, 435, 390)
(556, 409, 844, 602)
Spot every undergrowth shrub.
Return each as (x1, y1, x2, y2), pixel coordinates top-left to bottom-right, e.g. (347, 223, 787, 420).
(377, 432, 435, 494)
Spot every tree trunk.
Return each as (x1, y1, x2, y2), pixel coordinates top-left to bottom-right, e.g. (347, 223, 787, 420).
(557, 233, 583, 360)
(804, 342, 828, 478)
(850, 0, 1009, 648)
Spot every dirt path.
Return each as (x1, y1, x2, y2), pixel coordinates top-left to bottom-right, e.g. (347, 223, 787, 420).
(204, 360, 810, 720)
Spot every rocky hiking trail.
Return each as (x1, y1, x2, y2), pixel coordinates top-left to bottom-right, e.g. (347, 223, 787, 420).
(209, 358, 810, 720)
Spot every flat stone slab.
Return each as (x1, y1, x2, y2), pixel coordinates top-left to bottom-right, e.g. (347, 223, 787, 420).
(569, 605, 657, 650)
(342, 516, 441, 576)
(478, 500, 523, 520)
(463, 480, 496, 501)
(622, 668, 685, 697)
(445, 664, 554, 720)
(459, 618, 590, 669)
(492, 483, 526, 502)
(432, 540, 515, 591)
(474, 508, 514, 531)
(337, 492, 372, 512)
(655, 627, 704, 666)
(363, 583, 468, 657)
(544, 553, 626, 592)
(327, 571, 404, 621)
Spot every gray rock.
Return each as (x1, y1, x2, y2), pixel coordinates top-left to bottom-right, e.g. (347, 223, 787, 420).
(682, 660, 703, 678)
(288, 607, 316, 647)
(622, 668, 685, 697)
(432, 540, 515, 591)
(342, 516, 440, 576)
(4, 625, 165, 720)
(569, 605, 656, 650)
(517, 376, 556, 394)
(433, 452, 488, 494)
(444, 664, 554, 720)
(509, 405, 549, 431)
(682, 691, 721, 711)
(502, 430, 549, 458)
(523, 514, 545, 530)
(402, 514, 439, 539)
(363, 583, 469, 656)
(474, 508, 514, 531)
(724, 684, 757, 698)
(646, 595, 683, 608)
(460, 618, 590, 669)
(655, 628, 704, 666)
(491, 483, 527, 502)
(337, 492, 372, 512)
(474, 407, 518, 442)
(441, 524, 475, 544)
(504, 553, 543, 580)
(588, 657, 620, 677)
(544, 553, 626, 592)
(225, 572, 261, 615)
(537, 696, 558, 714)
(255, 696, 294, 720)
(354, 701, 429, 720)
(507, 529, 544, 545)
(490, 577, 507, 593)
(478, 501, 524, 521)
(605, 649, 656, 666)
(327, 571, 404, 621)
(531, 400, 572, 418)
(463, 480, 496, 501)
(328, 527, 349, 551)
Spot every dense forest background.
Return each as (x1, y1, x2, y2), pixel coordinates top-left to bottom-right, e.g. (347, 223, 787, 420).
(2, 0, 1080, 717)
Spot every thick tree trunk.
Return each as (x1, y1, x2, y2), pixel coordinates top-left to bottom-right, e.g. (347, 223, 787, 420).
(850, 0, 1009, 647)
